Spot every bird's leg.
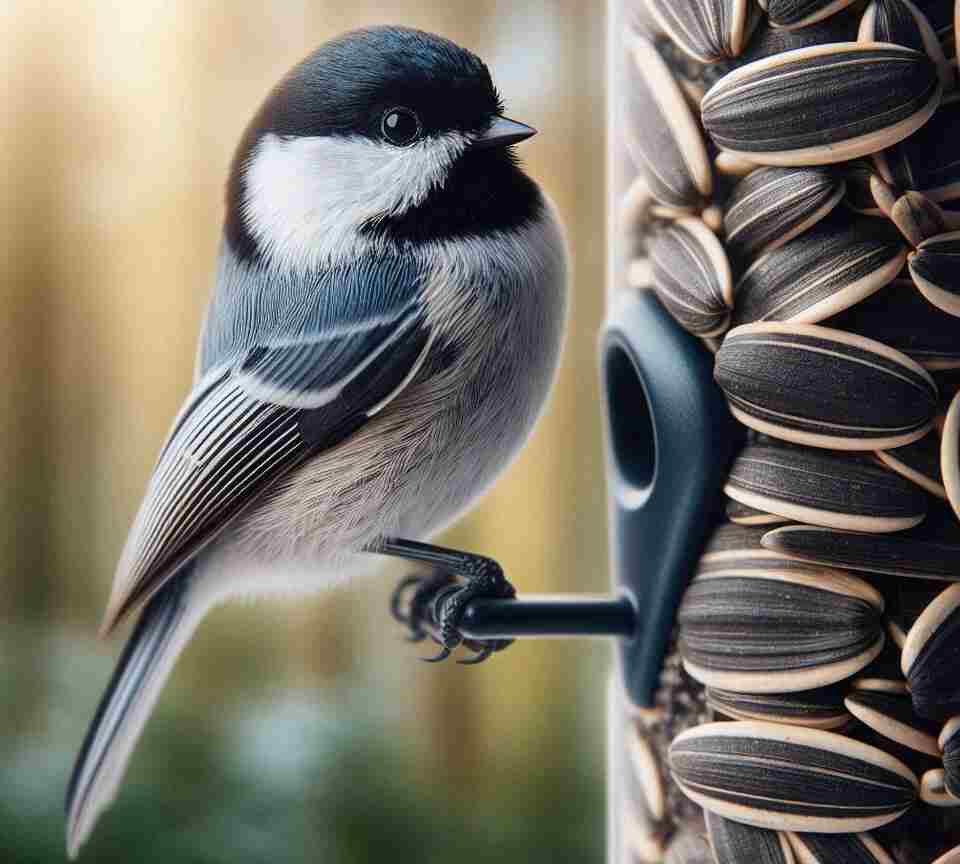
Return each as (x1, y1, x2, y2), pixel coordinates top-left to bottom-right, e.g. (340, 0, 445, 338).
(380, 538, 516, 664)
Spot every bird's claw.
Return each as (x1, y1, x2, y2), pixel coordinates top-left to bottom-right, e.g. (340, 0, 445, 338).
(390, 554, 515, 664)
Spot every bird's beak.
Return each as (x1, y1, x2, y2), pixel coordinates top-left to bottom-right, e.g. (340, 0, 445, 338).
(472, 116, 537, 149)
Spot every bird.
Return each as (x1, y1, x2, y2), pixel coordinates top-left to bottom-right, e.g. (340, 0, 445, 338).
(64, 24, 567, 858)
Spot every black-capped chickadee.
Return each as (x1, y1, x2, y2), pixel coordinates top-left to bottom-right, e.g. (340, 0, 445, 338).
(65, 25, 567, 857)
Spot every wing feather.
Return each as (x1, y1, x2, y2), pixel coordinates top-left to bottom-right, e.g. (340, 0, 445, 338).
(101, 296, 430, 632)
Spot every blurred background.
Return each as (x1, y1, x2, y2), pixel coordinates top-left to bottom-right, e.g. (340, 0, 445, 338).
(1, 1, 607, 861)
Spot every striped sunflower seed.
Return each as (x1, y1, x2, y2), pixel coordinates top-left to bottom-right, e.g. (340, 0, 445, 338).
(901, 582, 960, 717)
(891, 190, 960, 246)
(824, 277, 960, 370)
(737, 9, 860, 65)
(706, 684, 850, 729)
(702, 521, 789, 561)
(726, 443, 928, 531)
(859, 0, 954, 86)
(624, 35, 713, 209)
(875, 90, 960, 203)
(677, 560, 884, 692)
(707, 811, 795, 864)
(715, 322, 938, 451)
(731, 214, 905, 326)
(910, 230, 960, 317)
(945, 392, 960, 519)
(722, 166, 845, 261)
(786, 831, 896, 864)
(877, 431, 947, 498)
(920, 767, 960, 806)
(932, 846, 960, 864)
(726, 497, 789, 525)
(845, 682, 942, 756)
(940, 715, 960, 797)
(766, 0, 859, 29)
(649, 218, 733, 336)
(700, 43, 941, 167)
(642, 0, 752, 62)
(761, 506, 960, 579)
(668, 721, 918, 832)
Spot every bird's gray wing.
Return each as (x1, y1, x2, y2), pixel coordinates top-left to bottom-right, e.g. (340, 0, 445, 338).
(101, 288, 431, 632)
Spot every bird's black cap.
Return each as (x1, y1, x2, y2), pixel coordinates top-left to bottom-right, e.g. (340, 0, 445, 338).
(253, 26, 503, 142)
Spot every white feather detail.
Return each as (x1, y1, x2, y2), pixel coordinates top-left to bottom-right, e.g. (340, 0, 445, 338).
(242, 131, 468, 273)
(233, 308, 427, 410)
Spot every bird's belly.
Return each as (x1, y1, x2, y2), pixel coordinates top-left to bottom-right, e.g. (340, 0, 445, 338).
(229, 326, 558, 565)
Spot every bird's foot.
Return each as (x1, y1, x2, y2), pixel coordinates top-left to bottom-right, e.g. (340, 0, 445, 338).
(388, 557, 515, 663)
(390, 570, 458, 643)
(422, 554, 516, 664)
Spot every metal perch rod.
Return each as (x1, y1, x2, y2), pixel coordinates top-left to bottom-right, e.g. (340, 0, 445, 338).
(450, 594, 637, 640)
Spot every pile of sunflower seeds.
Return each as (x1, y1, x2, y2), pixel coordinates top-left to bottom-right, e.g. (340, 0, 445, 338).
(614, 1, 960, 862)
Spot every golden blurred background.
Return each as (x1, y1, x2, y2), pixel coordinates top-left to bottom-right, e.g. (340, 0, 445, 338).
(1, 1, 608, 860)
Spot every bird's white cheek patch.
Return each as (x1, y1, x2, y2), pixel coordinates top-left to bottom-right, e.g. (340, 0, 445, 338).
(243, 132, 467, 272)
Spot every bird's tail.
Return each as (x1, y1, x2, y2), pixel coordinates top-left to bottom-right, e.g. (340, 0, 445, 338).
(65, 566, 202, 859)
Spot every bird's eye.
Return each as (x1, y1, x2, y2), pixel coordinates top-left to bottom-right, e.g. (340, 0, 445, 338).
(381, 107, 421, 146)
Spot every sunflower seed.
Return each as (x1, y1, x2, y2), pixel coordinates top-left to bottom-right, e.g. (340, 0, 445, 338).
(786, 831, 897, 864)
(726, 497, 789, 525)
(920, 768, 960, 806)
(678, 560, 884, 692)
(728, 441, 928, 533)
(859, 0, 954, 86)
(715, 323, 938, 451)
(940, 715, 960, 798)
(945, 392, 960, 519)
(824, 277, 960, 370)
(883, 577, 946, 658)
(668, 720, 918, 832)
(910, 230, 960, 317)
(715, 150, 760, 177)
(845, 684, 941, 755)
(626, 721, 666, 821)
(701, 43, 941, 167)
(624, 35, 713, 209)
(875, 91, 960, 201)
(842, 161, 891, 217)
(706, 684, 850, 729)
(642, 0, 752, 62)
(901, 582, 960, 717)
(723, 167, 845, 261)
(932, 845, 960, 864)
(877, 431, 947, 498)
(731, 214, 905, 326)
(762, 506, 960, 579)
(767, 0, 860, 28)
(891, 190, 957, 246)
(703, 521, 788, 560)
(737, 9, 861, 64)
(869, 174, 899, 217)
(707, 811, 795, 863)
(650, 218, 733, 336)
(846, 713, 942, 777)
